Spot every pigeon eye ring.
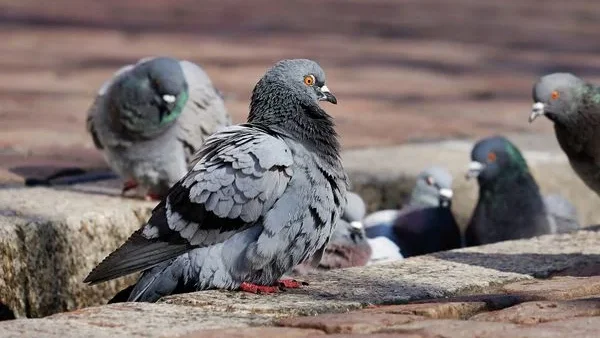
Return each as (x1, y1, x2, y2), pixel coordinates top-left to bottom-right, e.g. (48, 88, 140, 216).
(551, 90, 560, 100)
(303, 75, 315, 86)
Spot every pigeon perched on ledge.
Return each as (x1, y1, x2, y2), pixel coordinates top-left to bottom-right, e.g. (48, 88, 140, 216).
(529, 72, 600, 198)
(86, 56, 231, 200)
(364, 166, 461, 259)
(465, 135, 579, 246)
(85, 59, 348, 302)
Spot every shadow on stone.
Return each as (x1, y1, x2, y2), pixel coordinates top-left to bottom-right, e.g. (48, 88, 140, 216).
(434, 252, 600, 278)
(0, 303, 15, 321)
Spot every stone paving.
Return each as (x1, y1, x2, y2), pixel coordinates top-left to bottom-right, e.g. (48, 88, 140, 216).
(2, 231, 600, 337)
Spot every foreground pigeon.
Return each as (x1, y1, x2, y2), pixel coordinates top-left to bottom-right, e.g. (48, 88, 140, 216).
(529, 72, 600, 197)
(85, 59, 347, 302)
(86, 57, 231, 199)
(465, 136, 579, 246)
(291, 192, 372, 275)
(364, 166, 461, 258)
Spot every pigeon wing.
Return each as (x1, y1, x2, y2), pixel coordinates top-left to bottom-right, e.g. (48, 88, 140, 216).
(84, 124, 294, 284)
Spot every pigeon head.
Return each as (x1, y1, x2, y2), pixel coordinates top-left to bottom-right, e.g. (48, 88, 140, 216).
(466, 136, 529, 184)
(410, 166, 454, 208)
(248, 59, 337, 123)
(109, 57, 189, 137)
(342, 192, 366, 224)
(529, 73, 585, 124)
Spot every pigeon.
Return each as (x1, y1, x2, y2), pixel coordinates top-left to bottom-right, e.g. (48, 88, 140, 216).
(86, 56, 231, 200)
(464, 136, 579, 246)
(364, 166, 461, 258)
(291, 192, 372, 275)
(529, 72, 600, 197)
(84, 59, 347, 302)
(543, 194, 580, 234)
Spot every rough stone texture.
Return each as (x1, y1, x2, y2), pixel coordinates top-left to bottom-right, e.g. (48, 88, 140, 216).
(277, 312, 424, 334)
(0, 302, 271, 338)
(179, 327, 326, 338)
(0, 188, 155, 318)
(500, 277, 600, 301)
(470, 298, 600, 324)
(375, 319, 520, 337)
(363, 302, 488, 320)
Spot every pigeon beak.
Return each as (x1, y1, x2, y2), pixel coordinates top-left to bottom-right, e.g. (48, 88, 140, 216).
(319, 85, 337, 104)
(465, 161, 485, 180)
(350, 221, 364, 230)
(438, 188, 454, 200)
(162, 94, 176, 104)
(529, 102, 545, 123)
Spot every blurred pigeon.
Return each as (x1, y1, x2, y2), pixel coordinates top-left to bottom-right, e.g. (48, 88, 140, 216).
(465, 136, 578, 246)
(543, 194, 580, 234)
(529, 73, 600, 197)
(85, 59, 347, 302)
(364, 166, 461, 258)
(86, 56, 231, 200)
(291, 192, 372, 275)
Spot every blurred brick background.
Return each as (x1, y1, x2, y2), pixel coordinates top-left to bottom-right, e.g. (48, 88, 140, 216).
(1, 0, 599, 173)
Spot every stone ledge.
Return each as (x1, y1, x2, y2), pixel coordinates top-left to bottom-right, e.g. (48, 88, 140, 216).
(1, 135, 598, 320)
(0, 188, 155, 318)
(1, 231, 599, 336)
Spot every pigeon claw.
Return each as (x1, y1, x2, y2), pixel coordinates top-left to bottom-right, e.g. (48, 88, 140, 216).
(144, 193, 162, 201)
(239, 282, 280, 294)
(277, 279, 308, 289)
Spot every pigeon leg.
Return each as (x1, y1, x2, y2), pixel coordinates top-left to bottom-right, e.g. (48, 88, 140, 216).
(122, 180, 139, 195)
(277, 279, 308, 289)
(144, 193, 163, 201)
(238, 282, 280, 294)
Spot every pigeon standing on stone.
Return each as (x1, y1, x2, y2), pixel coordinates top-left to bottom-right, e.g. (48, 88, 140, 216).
(86, 57, 231, 200)
(84, 59, 347, 302)
(291, 192, 372, 275)
(529, 72, 600, 197)
(465, 136, 579, 246)
(363, 166, 462, 258)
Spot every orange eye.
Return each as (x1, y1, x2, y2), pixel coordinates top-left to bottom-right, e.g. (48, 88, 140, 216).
(551, 90, 560, 100)
(304, 75, 315, 86)
(487, 152, 497, 162)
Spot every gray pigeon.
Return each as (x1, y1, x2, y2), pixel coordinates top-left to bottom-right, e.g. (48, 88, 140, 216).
(465, 136, 579, 246)
(291, 192, 372, 275)
(364, 166, 461, 258)
(85, 59, 347, 301)
(86, 56, 231, 200)
(543, 194, 580, 234)
(529, 72, 600, 197)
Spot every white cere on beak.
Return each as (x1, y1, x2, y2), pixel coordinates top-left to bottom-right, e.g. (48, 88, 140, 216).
(321, 85, 331, 93)
(162, 94, 176, 103)
(529, 102, 545, 123)
(466, 161, 485, 179)
(438, 188, 454, 199)
(350, 221, 364, 230)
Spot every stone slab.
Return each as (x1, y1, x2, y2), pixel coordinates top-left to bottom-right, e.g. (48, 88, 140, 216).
(470, 298, 600, 324)
(0, 188, 155, 318)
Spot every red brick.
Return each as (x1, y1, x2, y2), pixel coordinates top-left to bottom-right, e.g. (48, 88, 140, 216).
(178, 327, 325, 338)
(363, 302, 487, 319)
(501, 276, 600, 301)
(470, 298, 600, 324)
(277, 312, 423, 334)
